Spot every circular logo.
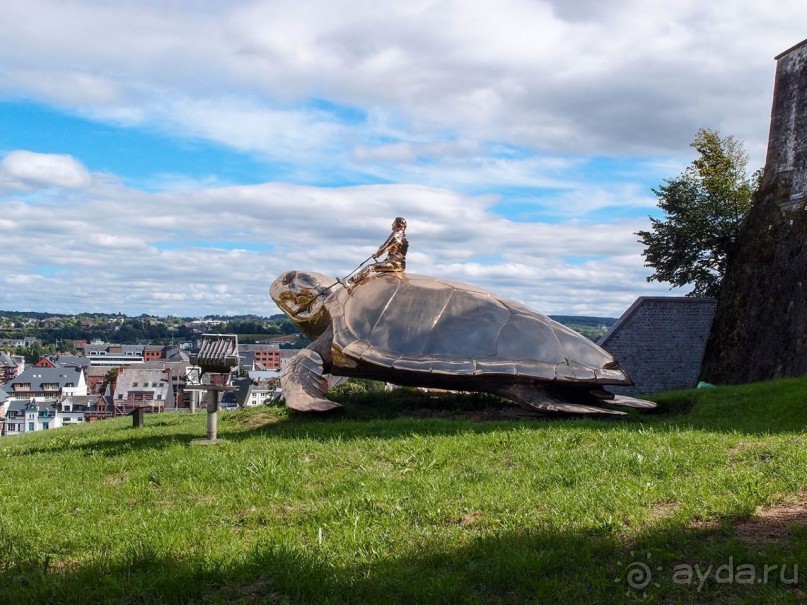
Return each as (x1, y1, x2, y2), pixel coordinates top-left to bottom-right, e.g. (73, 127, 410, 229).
(615, 552, 662, 597)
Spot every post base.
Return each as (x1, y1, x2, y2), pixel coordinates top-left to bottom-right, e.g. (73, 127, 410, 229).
(189, 438, 226, 446)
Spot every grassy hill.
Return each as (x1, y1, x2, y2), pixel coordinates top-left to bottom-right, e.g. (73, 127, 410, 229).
(1, 379, 805, 603)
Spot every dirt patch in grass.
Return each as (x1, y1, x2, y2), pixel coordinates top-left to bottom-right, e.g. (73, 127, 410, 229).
(228, 410, 284, 429)
(728, 440, 763, 454)
(458, 511, 484, 527)
(649, 501, 679, 522)
(104, 471, 130, 486)
(689, 517, 722, 531)
(735, 491, 807, 546)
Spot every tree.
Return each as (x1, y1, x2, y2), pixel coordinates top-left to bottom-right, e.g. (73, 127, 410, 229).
(637, 129, 759, 297)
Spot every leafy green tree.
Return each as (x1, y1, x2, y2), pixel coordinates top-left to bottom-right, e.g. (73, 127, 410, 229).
(637, 129, 759, 297)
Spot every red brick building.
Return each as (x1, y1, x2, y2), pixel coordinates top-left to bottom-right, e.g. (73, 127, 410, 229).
(240, 344, 281, 369)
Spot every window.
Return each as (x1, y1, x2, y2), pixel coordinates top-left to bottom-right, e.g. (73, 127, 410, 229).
(43, 422, 49, 430)
(132, 382, 138, 387)
(28, 422, 34, 431)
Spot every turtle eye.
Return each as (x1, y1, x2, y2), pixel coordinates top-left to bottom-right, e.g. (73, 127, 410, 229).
(282, 271, 297, 285)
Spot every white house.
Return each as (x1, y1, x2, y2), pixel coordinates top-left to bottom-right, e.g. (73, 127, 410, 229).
(247, 379, 281, 407)
(58, 395, 103, 426)
(3, 400, 62, 435)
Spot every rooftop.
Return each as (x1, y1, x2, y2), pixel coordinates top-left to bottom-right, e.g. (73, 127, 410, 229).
(6, 366, 84, 389)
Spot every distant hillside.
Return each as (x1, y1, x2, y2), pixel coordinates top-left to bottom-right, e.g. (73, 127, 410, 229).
(550, 316, 616, 341)
(549, 315, 616, 327)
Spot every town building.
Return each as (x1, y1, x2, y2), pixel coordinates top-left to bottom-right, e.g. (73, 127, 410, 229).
(112, 367, 175, 412)
(239, 344, 282, 369)
(143, 345, 165, 362)
(85, 366, 111, 394)
(0, 351, 23, 383)
(3, 400, 61, 435)
(4, 367, 88, 402)
(83, 343, 145, 367)
(0, 387, 9, 420)
(58, 395, 104, 425)
(1, 337, 39, 348)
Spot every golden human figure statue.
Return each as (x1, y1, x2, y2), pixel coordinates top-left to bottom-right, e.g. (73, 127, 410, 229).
(348, 217, 408, 285)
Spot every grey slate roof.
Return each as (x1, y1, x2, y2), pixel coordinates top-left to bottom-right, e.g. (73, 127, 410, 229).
(52, 355, 91, 369)
(6, 367, 83, 390)
(165, 350, 190, 363)
(85, 343, 145, 355)
(239, 351, 256, 369)
(6, 400, 29, 414)
(7, 400, 58, 414)
(59, 395, 102, 410)
(86, 366, 111, 377)
(239, 344, 280, 351)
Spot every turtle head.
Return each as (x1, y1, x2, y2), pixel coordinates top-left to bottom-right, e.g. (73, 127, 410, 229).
(270, 270, 336, 339)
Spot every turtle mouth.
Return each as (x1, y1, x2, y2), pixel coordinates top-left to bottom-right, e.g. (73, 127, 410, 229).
(281, 294, 331, 339)
(280, 291, 319, 318)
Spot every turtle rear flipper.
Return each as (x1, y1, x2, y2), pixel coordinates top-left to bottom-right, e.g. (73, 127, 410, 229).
(281, 349, 342, 412)
(495, 383, 626, 416)
(607, 394, 657, 409)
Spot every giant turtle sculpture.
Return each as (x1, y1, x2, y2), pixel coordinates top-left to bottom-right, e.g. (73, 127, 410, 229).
(270, 270, 655, 415)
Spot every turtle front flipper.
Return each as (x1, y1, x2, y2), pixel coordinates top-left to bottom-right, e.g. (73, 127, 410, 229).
(281, 349, 342, 412)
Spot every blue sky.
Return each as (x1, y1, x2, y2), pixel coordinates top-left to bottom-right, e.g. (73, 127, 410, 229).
(1, 101, 279, 187)
(0, 1, 803, 317)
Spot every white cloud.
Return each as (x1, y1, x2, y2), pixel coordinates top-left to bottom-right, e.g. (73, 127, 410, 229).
(0, 1, 789, 316)
(7, 69, 123, 107)
(0, 0, 802, 160)
(0, 151, 93, 189)
(0, 166, 675, 316)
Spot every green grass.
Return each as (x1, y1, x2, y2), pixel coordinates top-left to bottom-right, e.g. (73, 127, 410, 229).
(1, 379, 806, 603)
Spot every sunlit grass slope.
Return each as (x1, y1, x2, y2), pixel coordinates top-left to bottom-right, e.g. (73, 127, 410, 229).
(1, 379, 805, 603)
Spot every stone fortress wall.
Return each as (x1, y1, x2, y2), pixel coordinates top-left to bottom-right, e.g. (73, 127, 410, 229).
(598, 297, 717, 395)
(701, 39, 807, 383)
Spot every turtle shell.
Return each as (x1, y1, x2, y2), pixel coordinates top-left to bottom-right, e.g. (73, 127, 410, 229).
(325, 273, 631, 386)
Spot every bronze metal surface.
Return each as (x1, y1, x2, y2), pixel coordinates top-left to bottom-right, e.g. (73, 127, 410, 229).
(269, 270, 655, 415)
